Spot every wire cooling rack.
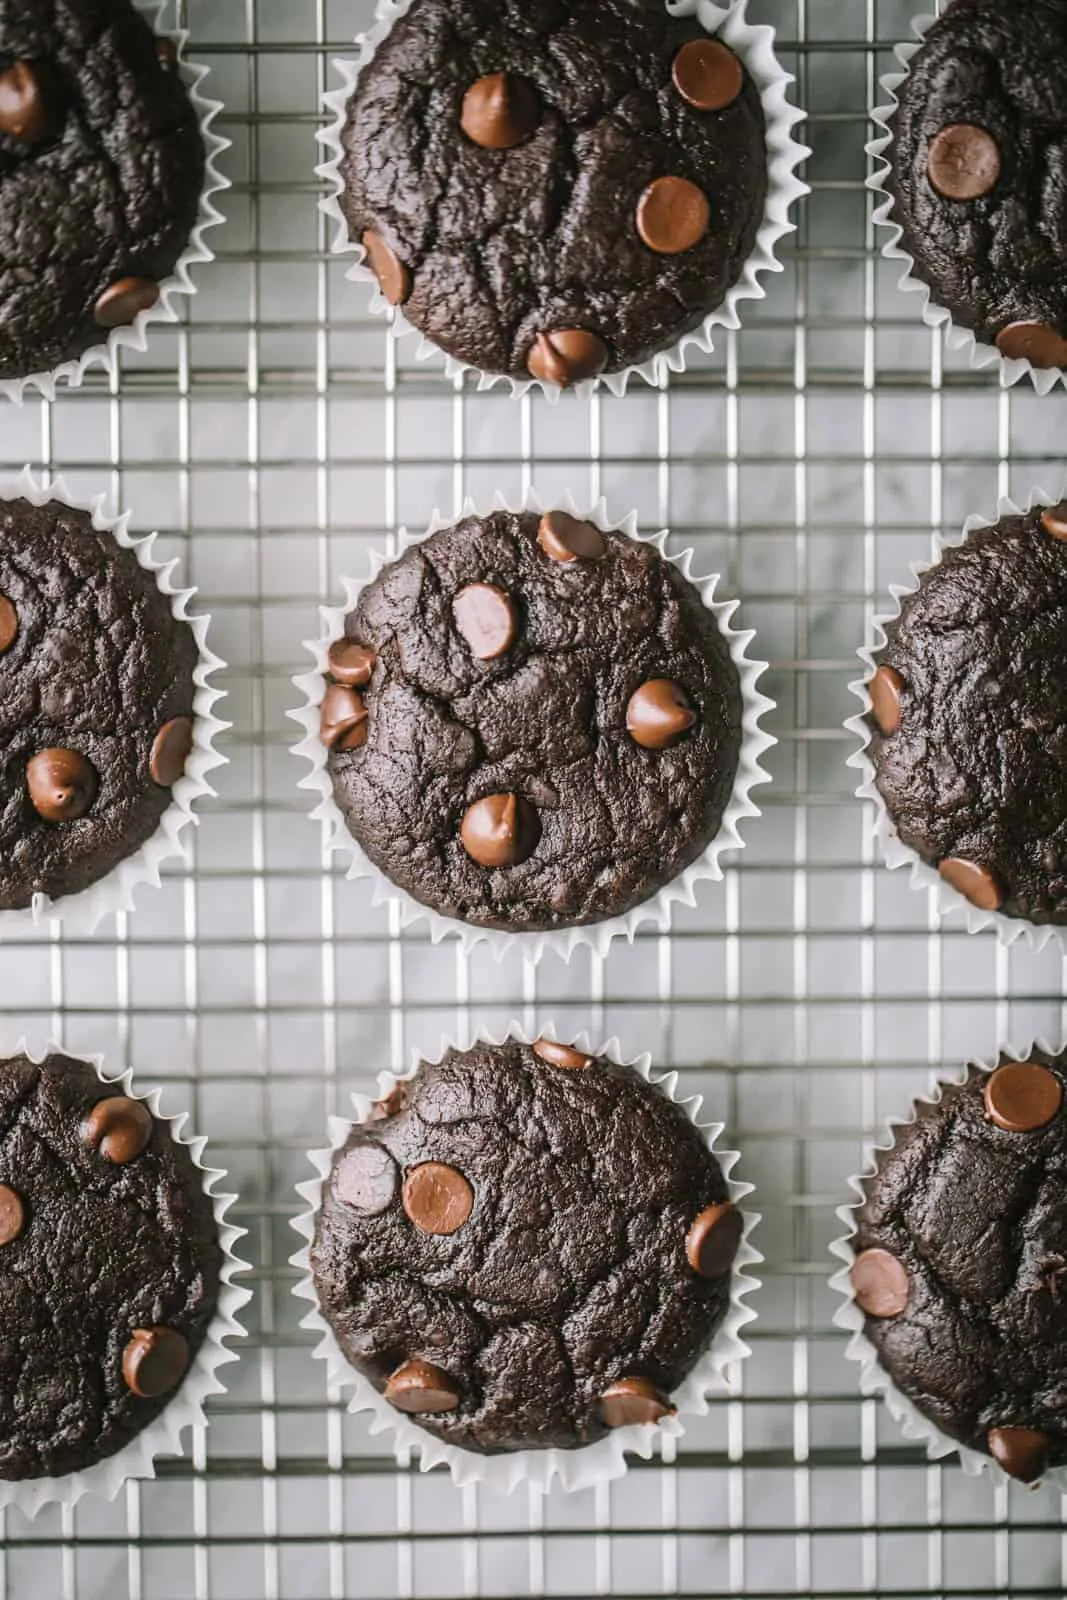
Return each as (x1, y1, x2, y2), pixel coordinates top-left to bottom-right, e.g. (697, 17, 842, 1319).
(2, 0, 1067, 1595)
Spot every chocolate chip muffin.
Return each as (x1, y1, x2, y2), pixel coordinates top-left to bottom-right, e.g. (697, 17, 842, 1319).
(883, 0, 1067, 368)
(338, 0, 768, 383)
(0, 1052, 221, 1480)
(0, 0, 206, 382)
(849, 1051, 1067, 1484)
(0, 496, 200, 911)
(311, 1038, 744, 1455)
(321, 509, 745, 933)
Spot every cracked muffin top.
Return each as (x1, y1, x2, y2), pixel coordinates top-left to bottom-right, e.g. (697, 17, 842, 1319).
(866, 503, 1067, 927)
(319, 508, 744, 933)
(850, 1051, 1067, 1484)
(0, 0, 206, 382)
(310, 1038, 744, 1455)
(0, 497, 200, 911)
(337, 0, 767, 384)
(0, 1053, 221, 1481)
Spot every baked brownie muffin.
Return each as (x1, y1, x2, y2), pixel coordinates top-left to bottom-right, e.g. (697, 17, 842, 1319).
(321, 509, 744, 932)
(865, 503, 1067, 926)
(883, 0, 1067, 369)
(0, 496, 200, 911)
(311, 1038, 744, 1454)
(0, 1052, 222, 1480)
(0, 0, 206, 381)
(338, 0, 768, 383)
(849, 1051, 1067, 1484)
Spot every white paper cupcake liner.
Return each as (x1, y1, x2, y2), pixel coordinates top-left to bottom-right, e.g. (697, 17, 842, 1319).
(0, 0, 229, 405)
(868, 13, 1067, 395)
(0, 466, 227, 940)
(317, 0, 808, 402)
(829, 1041, 1067, 1492)
(290, 1021, 760, 1495)
(289, 487, 775, 963)
(846, 485, 1067, 951)
(0, 1031, 250, 1518)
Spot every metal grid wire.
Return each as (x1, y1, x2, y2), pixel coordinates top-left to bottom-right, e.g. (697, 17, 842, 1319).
(1, 0, 1067, 1593)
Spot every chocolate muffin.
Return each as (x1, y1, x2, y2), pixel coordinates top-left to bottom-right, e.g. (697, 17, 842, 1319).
(0, 1052, 222, 1480)
(0, 0, 206, 382)
(849, 1051, 1067, 1484)
(310, 1038, 744, 1455)
(865, 504, 1067, 926)
(321, 509, 745, 933)
(338, 0, 768, 383)
(883, 0, 1067, 369)
(0, 497, 200, 911)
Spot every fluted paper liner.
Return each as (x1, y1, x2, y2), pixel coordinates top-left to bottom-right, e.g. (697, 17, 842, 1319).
(868, 13, 1067, 395)
(0, 1034, 249, 1517)
(290, 488, 775, 963)
(0, 467, 227, 940)
(0, 1, 229, 405)
(317, 0, 808, 401)
(291, 1022, 760, 1494)
(847, 486, 1067, 952)
(830, 1043, 1067, 1492)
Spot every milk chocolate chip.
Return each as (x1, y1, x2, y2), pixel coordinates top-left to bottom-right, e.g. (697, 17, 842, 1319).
(361, 230, 411, 307)
(850, 1247, 909, 1319)
(82, 1096, 153, 1165)
(27, 749, 97, 822)
(460, 72, 539, 150)
(122, 1327, 190, 1398)
(0, 62, 53, 144)
(94, 277, 161, 330)
(453, 584, 517, 660)
(537, 512, 606, 563)
(599, 1376, 675, 1427)
(402, 1162, 474, 1235)
(385, 1359, 460, 1414)
(527, 330, 609, 386)
(460, 794, 540, 868)
(626, 680, 697, 750)
(685, 1202, 743, 1278)
(150, 717, 194, 787)
(983, 1061, 1063, 1133)
(636, 176, 711, 255)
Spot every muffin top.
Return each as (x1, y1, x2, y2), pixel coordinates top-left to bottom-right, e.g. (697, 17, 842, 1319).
(321, 509, 744, 933)
(339, 0, 767, 382)
(0, 0, 206, 381)
(867, 504, 1067, 926)
(311, 1038, 743, 1455)
(886, 0, 1067, 367)
(0, 498, 200, 911)
(0, 1053, 221, 1481)
(850, 1052, 1067, 1483)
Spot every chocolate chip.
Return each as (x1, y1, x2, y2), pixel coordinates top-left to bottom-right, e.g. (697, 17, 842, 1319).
(93, 277, 161, 330)
(0, 62, 52, 144)
(626, 680, 697, 750)
(460, 72, 539, 150)
(0, 594, 17, 654)
(685, 1201, 743, 1278)
(988, 1425, 1050, 1483)
(81, 1095, 154, 1165)
(996, 322, 1067, 369)
(536, 511, 606, 564)
(453, 583, 517, 660)
(384, 1358, 460, 1414)
(327, 639, 376, 688)
(321, 683, 368, 750)
(460, 793, 540, 868)
(122, 1327, 190, 1399)
(636, 176, 711, 255)
(526, 329, 609, 386)
(361, 229, 411, 307)
(150, 716, 194, 787)
(157, 37, 179, 69)
(672, 39, 743, 112)
(532, 1038, 595, 1071)
(335, 1143, 398, 1216)
(983, 1061, 1063, 1133)
(938, 856, 1003, 912)
(927, 123, 1001, 201)
(869, 665, 904, 735)
(850, 1246, 909, 1319)
(1041, 505, 1067, 542)
(0, 1185, 25, 1247)
(402, 1161, 474, 1235)
(368, 1084, 406, 1122)
(27, 748, 97, 822)
(599, 1376, 675, 1428)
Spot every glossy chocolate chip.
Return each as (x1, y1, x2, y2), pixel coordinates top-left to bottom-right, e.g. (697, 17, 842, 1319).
(361, 229, 411, 307)
(150, 716, 194, 787)
(0, 594, 17, 654)
(460, 72, 539, 150)
(983, 1062, 1063, 1133)
(672, 39, 743, 112)
(927, 123, 1001, 201)
(327, 639, 376, 688)
(460, 793, 540, 868)
(402, 1161, 474, 1235)
(533, 1038, 595, 1071)
(988, 1425, 1050, 1483)
(122, 1327, 190, 1399)
(869, 665, 904, 734)
(93, 277, 161, 330)
(335, 1143, 398, 1215)
(850, 1247, 909, 1319)
(453, 583, 517, 660)
(0, 1185, 25, 1246)
(996, 322, 1067, 369)
(82, 1096, 154, 1165)
(599, 1376, 675, 1428)
(626, 680, 697, 750)
(1041, 505, 1067, 542)
(368, 1084, 406, 1122)
(0, 62, 52, 144)
(686, 1201, 743, 1278)
(321, 683, 368, 750)
(27, 748, 97, 822)
(156, 36, 179, 69)
(537, 511, 606, 563)
(527, 329, 609, 386)
(384, 1359, 460, 1414)
(636, 176, 711, 254)
(938, 856, 1003, 912)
